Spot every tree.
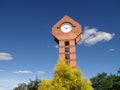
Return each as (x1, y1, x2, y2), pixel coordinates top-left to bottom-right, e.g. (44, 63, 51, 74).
(38, 60, 92, 90)
(107, 74, 120, 89)
(13, 77, 40, 90)
(27, 77, 40, 90)
(91, 72, 110, 90)
(90, 72, 120, 90)
(13, 83, 27, 90)
(117, 67, 120, 76)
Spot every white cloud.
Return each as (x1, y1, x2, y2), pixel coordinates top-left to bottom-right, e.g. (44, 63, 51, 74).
(14, 70, 32, 74)
(80, 27, 115, 46)
(0, 52, 13, 61)
(108, 48, 115, 52)
(37, 70, 45, 74)
(55, 45, 58, 48)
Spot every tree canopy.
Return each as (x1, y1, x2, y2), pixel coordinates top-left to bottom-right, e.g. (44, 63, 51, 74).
(90, 72, 120, 90)
(38, 60, 92, 90)
(13, 77, 40, 90)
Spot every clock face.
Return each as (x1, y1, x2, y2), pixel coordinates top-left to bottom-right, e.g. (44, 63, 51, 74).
(60, 23, 72, 33)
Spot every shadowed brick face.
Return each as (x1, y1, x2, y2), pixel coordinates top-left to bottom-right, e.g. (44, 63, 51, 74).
(52, 15, 82, 68)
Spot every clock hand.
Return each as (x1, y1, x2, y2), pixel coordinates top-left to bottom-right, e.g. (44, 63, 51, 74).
(65, 27, 68, 29)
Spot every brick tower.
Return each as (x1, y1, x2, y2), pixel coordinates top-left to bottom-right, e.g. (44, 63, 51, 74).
(52, 15, 82, 68)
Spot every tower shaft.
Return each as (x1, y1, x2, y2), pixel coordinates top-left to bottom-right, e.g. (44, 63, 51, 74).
(59, 40, 76, 68)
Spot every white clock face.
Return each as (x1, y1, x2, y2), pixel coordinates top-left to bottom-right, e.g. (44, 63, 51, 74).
(60, 23, 72, 33)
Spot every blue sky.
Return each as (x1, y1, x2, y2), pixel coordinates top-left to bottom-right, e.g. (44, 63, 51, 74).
(0, 0, 120, 90)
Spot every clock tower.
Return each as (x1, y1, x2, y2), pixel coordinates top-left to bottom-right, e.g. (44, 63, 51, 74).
(52, 15, 82, 68)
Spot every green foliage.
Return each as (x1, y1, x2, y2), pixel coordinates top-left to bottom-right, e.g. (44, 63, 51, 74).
(13, 83, 27, 90)
(13, 77, 40, 90)
(27, 77, 40, 90)
(90, 72, 120, 90)
(38, 60, 92, 90)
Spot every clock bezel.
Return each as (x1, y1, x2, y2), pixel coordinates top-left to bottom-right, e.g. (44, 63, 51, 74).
(60, 22, 72, 33)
